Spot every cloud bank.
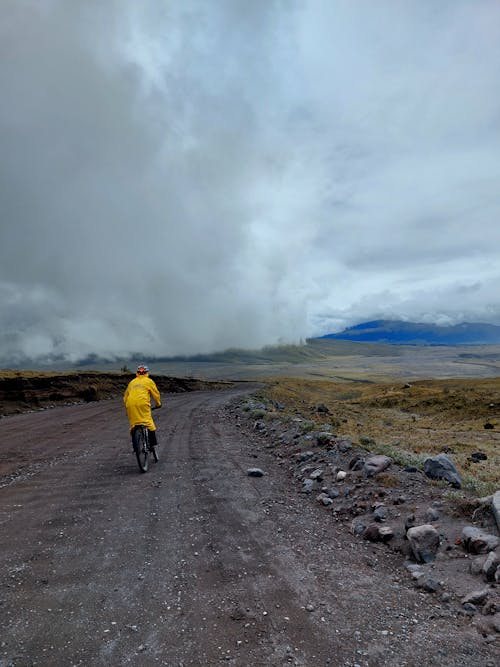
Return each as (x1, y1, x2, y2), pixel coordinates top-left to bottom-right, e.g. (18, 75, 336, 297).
(1, 0, 500, 363)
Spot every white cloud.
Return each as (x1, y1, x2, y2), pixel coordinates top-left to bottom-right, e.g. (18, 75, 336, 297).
(1, 0, 500, 363)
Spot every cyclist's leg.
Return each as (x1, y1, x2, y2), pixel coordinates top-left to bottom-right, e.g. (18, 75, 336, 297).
(148, 429, 158, 450)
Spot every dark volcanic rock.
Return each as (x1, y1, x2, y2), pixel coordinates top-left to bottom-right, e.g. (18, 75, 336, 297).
(247, 468, 264, 477)
(470, 451, 488, 462)
(362, 524, 394, 543)
(423, 454, 461, 488)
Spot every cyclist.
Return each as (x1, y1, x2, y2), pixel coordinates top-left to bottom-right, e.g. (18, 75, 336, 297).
(124, 365, 162, 451)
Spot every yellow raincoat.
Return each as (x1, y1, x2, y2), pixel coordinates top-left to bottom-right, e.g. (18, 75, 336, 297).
(123, 375, 161, 431)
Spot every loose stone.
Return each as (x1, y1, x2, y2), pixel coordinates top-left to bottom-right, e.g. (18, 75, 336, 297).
(423, 454, 461, 488)
(407, 524, 440, 563)
(363, 455, 392, 477)
(247, 468, 264, 477)
(482, 552, 500, 581)
(462, 588, 490, 606)
(462, 527, 500, 554)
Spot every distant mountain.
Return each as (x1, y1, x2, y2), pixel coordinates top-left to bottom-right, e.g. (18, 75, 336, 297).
(318, 320, 500, 346)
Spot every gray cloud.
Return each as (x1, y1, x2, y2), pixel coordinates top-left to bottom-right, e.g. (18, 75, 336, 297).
(1, 0, 500, 363)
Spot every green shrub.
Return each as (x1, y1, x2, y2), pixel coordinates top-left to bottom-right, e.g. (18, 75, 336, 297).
(249, 409, 266, 419)
(300, 420, 316, 433)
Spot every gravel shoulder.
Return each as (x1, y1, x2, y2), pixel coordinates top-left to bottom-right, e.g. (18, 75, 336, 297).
(0, 386, 498, 666)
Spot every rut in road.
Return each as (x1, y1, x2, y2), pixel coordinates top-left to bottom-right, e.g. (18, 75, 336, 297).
(0, 386, 497, 667)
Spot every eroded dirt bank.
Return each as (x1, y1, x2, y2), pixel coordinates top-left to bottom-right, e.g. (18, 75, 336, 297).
(0, 372, 230, 417)
(0, 385, 498, 666)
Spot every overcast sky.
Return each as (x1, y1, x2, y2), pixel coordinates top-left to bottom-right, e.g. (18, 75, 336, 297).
(2, 0, 500, 363)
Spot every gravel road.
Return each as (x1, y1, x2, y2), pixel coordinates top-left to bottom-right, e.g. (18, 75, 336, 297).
(0, 386, 498, 666)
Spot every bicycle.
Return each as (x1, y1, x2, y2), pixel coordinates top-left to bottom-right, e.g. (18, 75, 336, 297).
(132, 407, 160, 473)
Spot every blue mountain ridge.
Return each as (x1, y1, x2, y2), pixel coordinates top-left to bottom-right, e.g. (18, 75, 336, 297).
(318, 320, 500, 345)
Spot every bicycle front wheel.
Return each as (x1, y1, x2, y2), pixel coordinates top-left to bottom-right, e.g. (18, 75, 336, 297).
(133, 428, 149, 473)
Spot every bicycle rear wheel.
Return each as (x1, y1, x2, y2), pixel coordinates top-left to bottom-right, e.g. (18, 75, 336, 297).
(133, 427, 149, 473)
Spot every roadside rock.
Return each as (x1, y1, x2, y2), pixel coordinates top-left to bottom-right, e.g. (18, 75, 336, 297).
(482, 552, 500, 581)
(493, 614, 500, 633)
(316, 493, 333, 507)
(349, 455, 365, 471)
(336, 439, 352, 453)
(407, 524, 440, 563)
(424, 506, 440, 522)
(462, 526, 500, 554)
(423, 454, 461, 488)
(316, 432, 333, 446)
(362, 524, 394, 543)
(363, 455, 392, 477)
(469, 555, 488, 576)
(295, 450, 315, 463)
(462, 588, 490, 606)
(301, 479, 318, 494)
(247, 468, 264, 477)
(373, 505, 388, 522)
(405, 514, 417, 532)
(415, 575, 441, 593)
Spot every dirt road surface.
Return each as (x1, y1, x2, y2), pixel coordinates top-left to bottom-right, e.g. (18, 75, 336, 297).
(1, 386, 497, 666)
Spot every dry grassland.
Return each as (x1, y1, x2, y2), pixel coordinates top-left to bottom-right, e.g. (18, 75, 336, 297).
(260, 377, 500, 495)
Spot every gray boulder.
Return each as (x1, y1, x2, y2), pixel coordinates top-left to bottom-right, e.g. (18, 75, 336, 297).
(469, 555, 488, 576)
(483, 552, 500, 581)
(423, 453, 461, 488)
(407, 524, 440, 563)
(363, 455, 392, 477)
(462, 527, 500, 554)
